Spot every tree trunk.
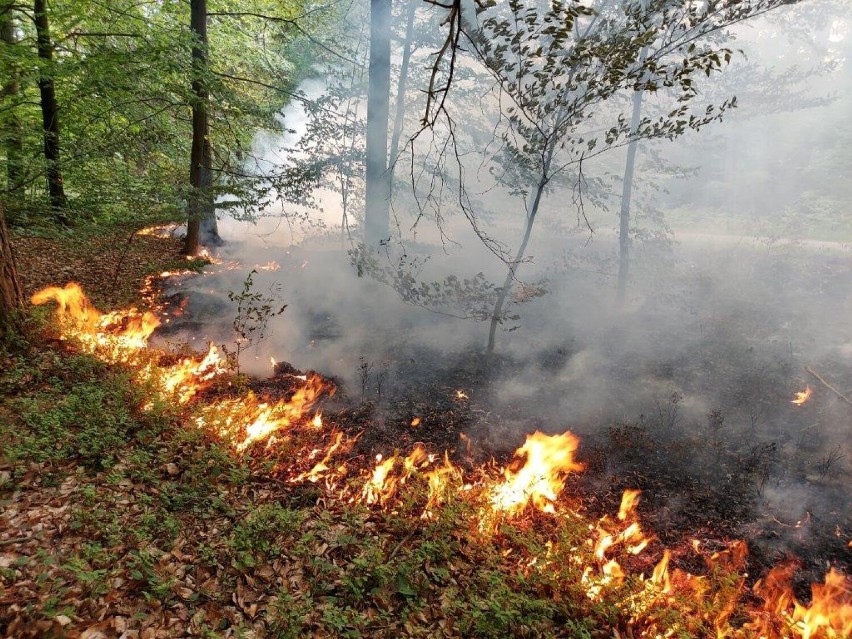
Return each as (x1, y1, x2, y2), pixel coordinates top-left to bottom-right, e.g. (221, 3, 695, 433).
(616, 4, 650, 305)
(616, 86, 645, 305)
(486, 120, 561, 354)
(1, 13, 23, 192)
(184, 0, 220, 256)
(0, 203, 23, 336)
(387, 0, 417, 184)
(364, 0, 391, 248)
(486, 178, 547, 354)
(33, 0, 67, 218)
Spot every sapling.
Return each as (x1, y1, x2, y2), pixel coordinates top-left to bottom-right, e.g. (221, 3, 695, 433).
(226, 269, 287, 374)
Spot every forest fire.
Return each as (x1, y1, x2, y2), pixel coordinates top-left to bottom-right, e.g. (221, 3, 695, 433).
(31, 283, 159, 361)
(746, 563, 852, 639)
(487, 431, 584, 516)
(792, 386, 813, 405)
(158, 343, 227, 403)
(27, 282, 852, 638)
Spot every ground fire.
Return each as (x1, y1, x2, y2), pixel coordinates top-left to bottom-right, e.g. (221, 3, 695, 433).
(29, 281, 852, 638)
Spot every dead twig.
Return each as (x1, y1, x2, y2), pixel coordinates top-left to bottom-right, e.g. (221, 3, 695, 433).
(805, 366, 852, 406)
(387, 527, 418, 561)
(0, 536, 32, 546)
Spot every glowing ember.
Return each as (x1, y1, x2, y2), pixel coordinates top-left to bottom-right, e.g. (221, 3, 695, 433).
(455, 390, 469, 400)
(311, 413, 323, 429)
(488, 431, 584, 516)
(792, 385, 813, 406)
(411, 417, 421, 427)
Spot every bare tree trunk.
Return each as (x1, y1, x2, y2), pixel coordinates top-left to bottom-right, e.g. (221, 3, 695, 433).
(1, 13, 23, 192)
(33, 0, 67, 219)
(387, 0, 417, 184)
(616, 86, 644, 305)
(0, 203, 23, 336)
(364, 0, 391, 248)
(184, 0, 220, 256)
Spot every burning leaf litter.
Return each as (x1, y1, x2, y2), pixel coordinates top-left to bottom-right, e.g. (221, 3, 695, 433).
(26, 280, 852, 638)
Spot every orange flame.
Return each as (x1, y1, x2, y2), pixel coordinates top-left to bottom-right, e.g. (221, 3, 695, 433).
(292, 431, 351, 484)
(31, 283, 852, 639)
(361, 445, 436, 506)
(32, 283, 159, 360)
(618, 488, 642, 521)
(234, 374, 330, 451)
(362, 454, 397, 505)
(746, 562, 852, 639)
(159, 343, 226, 403)
(488, 431, 584, 516)
(792, 386, 813, 406)
(423, 452, 462, 518)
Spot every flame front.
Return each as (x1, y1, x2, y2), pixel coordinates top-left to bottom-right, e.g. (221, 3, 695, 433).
(29, 282, 852, 638)
(488, 431, 584, 516)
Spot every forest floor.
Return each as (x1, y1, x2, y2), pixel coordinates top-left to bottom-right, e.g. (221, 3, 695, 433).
(11, 226, 189, 309)
(1, 226, 849, 638)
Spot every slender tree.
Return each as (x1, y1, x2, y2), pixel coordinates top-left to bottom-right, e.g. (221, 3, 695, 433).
(387, 0, 418, 183)
(33, 0, 67, 217)
(1, 11, 23, 192)
(616, 11, 650, 306)
(364, 0, 391, 247)
(463, 0, 788, 353)
(185, 0, 220, 256)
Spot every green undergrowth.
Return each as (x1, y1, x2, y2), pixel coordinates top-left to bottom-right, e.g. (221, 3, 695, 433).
(0, 333, 752, 638)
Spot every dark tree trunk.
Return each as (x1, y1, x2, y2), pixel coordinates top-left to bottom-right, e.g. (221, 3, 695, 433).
(387, 0, 417, 184)
(364, 0, 391, 248)
(0, 203, 24, 336)
(33, 0, 67, 218)
(616, 86, 644, 305)
(1, 13, 23, 191)
(184, 0, 220, 256)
